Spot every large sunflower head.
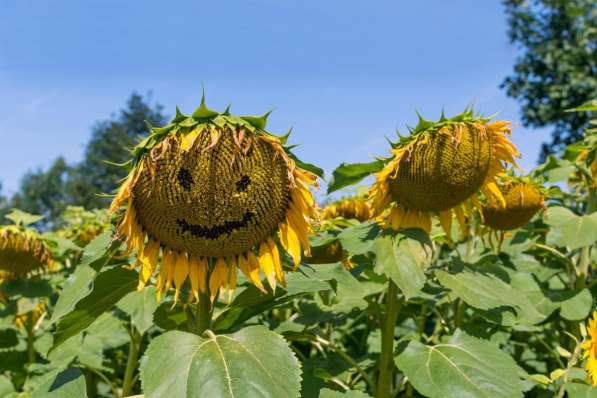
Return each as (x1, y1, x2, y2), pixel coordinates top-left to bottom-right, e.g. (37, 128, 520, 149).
(482, 177, 545, 231)
(321, 196, 372, 222)
(583, 310, 597, 385)
(110, 96, 319, 302)
(370, 109, 520, 239)
(0, 211, 55, 280)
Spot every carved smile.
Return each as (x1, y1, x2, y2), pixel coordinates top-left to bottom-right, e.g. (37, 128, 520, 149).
(177, 211, 255, 240)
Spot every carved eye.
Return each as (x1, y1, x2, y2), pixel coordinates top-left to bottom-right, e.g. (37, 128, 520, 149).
(236, 175, 250, 192)
(177, 168, 193, 191)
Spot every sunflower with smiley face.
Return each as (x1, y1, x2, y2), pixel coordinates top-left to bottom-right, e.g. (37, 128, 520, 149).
(110, 96, 320, 302)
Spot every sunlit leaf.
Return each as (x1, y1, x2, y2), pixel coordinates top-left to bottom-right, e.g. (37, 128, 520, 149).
(140, 326, 301, 398)
(545, 207, 597, 250)
(395, 330, 525, 398)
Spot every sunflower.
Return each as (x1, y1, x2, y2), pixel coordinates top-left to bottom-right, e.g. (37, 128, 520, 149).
(0, 226, 55, 280)
(369, 109, 520, 240)
(482, 177, 545, 231)
(306, 195, 371, 268)
(59, 206, 110, 246)
(321, 197, 372, 222)
(110, 96, 319, 302)
(582, 310, 597, 385)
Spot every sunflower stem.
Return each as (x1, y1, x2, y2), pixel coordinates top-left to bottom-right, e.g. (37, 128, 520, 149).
(195, 291, 212, 335)
(26, 313, 35, 367)
(376, 280, 401, 398)
(121, 325, 141, 397)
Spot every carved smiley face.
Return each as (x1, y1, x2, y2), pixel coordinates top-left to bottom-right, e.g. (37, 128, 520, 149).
(132, 126, 291, 257)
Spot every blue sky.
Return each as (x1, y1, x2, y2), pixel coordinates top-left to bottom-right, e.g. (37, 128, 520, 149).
(0, 0, 550, 197)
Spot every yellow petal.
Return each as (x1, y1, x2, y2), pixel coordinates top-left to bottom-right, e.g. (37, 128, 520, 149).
(283, 222, 302, 269)
(209, 257, 228, 302)
(286, 209, 310, 255)
(181, 129, 200, 151)
(188, 256, 200, 301)
(239, 253, 266, 292)
(162, 249, 176, 293)
(227, 258, 237, 303)
(267, 237, 285, 286)
(172, 252, 189, 304)
(389, 206, 404, 230)
(482, 180, 506, 207)
(438, 210, 452, 242)
(246, 251, 267, 292)
(137, 239, 160, 290)
(454, 205, 468, 240)
(258, 242, 276, 292)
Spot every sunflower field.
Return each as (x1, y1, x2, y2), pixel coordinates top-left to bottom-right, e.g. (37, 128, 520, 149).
(0, 97, 596, 398)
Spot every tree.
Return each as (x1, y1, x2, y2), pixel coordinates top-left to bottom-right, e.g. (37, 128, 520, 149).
(68, 93, 166, 208)
(6, 93, 167, 223)
(10, 157, 73, 222)
(501, 0, 596, 160)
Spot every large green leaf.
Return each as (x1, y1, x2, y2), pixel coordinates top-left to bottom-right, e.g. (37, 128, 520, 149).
(327, 160, 385, 194)
(338, 221, 380, 256)
(29, 368, 87, 398)
(319, 388, 371, 397)
(565, 382, 597, 398)
(395, 330, 525, 398)
(436, 269, 544, 325)
(140, 326, 301, 398)
(558, 288, 593, 321)
(51, 267, 137, 351)
(373, 231, 432, 299)
(545, 207, 597, 250)
(0, 375, 14, 397)
(50, 229, 118, 324)
(117, 285, 159, 335)
(47, 313, 128, 370)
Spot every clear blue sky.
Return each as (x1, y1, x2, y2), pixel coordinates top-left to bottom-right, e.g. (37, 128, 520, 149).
(0, 0, 550, 197)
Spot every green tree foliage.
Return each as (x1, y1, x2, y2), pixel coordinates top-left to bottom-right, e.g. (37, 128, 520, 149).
(501, 0, 596, 159)
(10, 157, 73, 223)
(7, 93, 166, 223)
(68, 93, 166, 208)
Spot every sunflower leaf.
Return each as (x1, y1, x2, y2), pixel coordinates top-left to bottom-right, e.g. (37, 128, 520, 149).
(287, 150, 325, 178)
(436, 268, 545, 325)
(4, 209, 44, 226)
(373, 230, 432, 299)
(140, 326, 302, 398)
(545, 207, 597, 250)
(49, 229, 118, 324)
(29, 367, 87, 398)
(327, 160, 386, 194)
(319, 388, 371, 397)
(117, 286, 160, 335)
(50, 267, 137, 351)
(395, 330, 525, 398)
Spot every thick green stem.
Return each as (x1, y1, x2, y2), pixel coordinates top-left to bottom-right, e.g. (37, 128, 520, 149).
(121, 327, 142, 397)
(376, 280, 401, 398)
(26, 313, 35, 366)
(195, 290, 212, 335)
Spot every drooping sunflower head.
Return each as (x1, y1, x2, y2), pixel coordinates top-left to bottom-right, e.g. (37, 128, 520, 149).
(58, 206, 110, 246)
(0, 225, 55, 280)
(582, 310, 597, 385)
(370, 109, 520, 239)
(321, 196, 372, 222)
(110, 96, 320, 302)
(482, 177, 545, 231)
